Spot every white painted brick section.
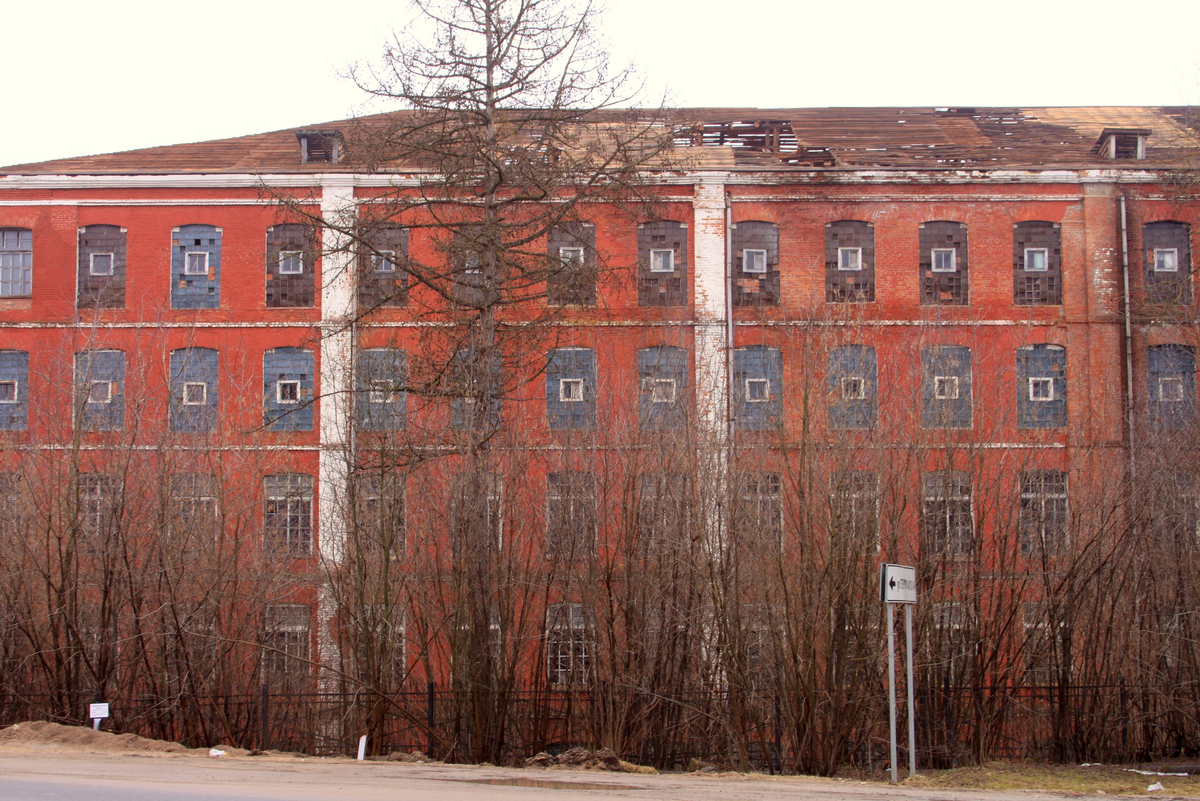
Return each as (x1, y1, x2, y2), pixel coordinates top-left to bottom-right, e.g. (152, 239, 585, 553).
(318, 180, 356, 565)
(691, 174, 729, 437)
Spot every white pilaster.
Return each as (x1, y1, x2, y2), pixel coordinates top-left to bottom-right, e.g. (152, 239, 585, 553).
(692, 173, 730, 442)
(318, 178, 356, 565)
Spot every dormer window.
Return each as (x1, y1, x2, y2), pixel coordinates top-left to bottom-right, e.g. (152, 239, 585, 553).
(296, 130, 343, 164)
(1096, 128, 1150, 160)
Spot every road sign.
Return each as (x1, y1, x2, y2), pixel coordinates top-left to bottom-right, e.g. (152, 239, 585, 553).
(880, 564, 917, 604)
(89, 703, 109, 720)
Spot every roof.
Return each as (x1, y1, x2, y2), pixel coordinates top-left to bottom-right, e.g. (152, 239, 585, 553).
(4, 107, 1199, 175)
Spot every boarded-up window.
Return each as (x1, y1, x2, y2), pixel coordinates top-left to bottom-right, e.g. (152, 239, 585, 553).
(0, 350, 29, 431)
(358, 226, 409, 309)
(171, 224, 221, 309)
(1148, 344, 1195, 429)
(263, 347, 314, 432)
(828, 344, 876, 429)
(732, 221, 780, 306)
(76, 350, 124, 432)
(638, 221, 687, 306)
(170, 347, 218, 433)
(1013, 221, 1062, 305)
(1016, 344, 1067, 429)
(826, 220, 875, 303)
(733, 346, 783, 431)
(921, 346, 972, 429)
(265, 224, 316, 308)
(547, 223, 596, 306)
(546, 348, 596, 430)
(357, 348, 406, 431)
(1144, 221, 1192, 305)
(638, 345, 687, 430)
(920, 221, 969, 305)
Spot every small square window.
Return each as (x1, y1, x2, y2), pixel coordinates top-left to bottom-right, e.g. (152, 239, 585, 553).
(183, 382, 207, 406)
(1155, 248, 1180, 273)
(87, 381, 112, 405)
(90, 253, 114, 276)
(559, 378, 584, 403)
(185, 252, 209, 275)
(650, 378, 677, 404)
(934, 376, 959, 400)
(1029, 377, 1055, 402)
(279, 251, 304, 275)
(1160, 377, 1185, 402)
(368, 380, 399, 404)
(277, 380, 301, 404)
(841, 376, 865, 400)
(0, 380, 18, 403)
(838, 248, 863, 272)
(649, 249, 674, 273)
(372, 250, 396, 273)
(463, 256, 482, 275)
(559, 246, 584, 266)
(743, 249, 768, 274)
(745, 378, 770, 403)
(1024, 248, 1048, 272)
(932, 249, 957, 273)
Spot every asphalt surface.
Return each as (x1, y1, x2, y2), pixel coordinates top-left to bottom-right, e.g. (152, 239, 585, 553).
(0, 751, 1074, 801)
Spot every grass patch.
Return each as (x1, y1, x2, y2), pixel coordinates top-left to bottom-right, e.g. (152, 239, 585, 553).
(907, 762, 1200, 796)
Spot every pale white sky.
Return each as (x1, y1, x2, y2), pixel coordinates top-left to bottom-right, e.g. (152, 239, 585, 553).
(5, 0, 1200, 167)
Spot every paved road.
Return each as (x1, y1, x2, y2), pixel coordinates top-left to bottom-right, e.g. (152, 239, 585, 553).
(0, 752, 1070, 801)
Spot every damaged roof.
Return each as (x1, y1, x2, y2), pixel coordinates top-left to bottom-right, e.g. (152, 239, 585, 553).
(4, 107, 1199, 175)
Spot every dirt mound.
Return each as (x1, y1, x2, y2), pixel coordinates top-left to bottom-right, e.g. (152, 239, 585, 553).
(525, 747, 622, 771)
(0, 721, 247, 756)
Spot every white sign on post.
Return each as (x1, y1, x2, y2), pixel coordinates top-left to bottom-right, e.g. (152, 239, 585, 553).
(89, 703, 109, 720)
(880, 564, 917, 604)
(880, 564, 917, 785)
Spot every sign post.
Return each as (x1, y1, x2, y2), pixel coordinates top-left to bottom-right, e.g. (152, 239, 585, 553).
(879, 564, 917, 784)
(89, 702, 109, 731)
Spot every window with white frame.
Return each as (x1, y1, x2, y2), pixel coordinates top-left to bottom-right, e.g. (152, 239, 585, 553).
(559, 246, 584, 266)
(183, 382, 207, 406)
(841, 376, 865, 400)
(546, 603, 591, 686)
(372, 250, 396, 273)
(922, 471, 973, 556)
(831, 471, 878, 551)
(1029, 377, 1055, 402)
(743, 249, 767, 274)
(737, 472, 782, 546)
(559, 378, 584, 403)
(745, 378, 770, 402)
(934, 376, 959, 400)
(649, 249, 674, 273)
(262, 604, 311, 685)
(79, 473, 114, 539)
(1160, 377, 1185, 402)
(1155, 248, 1180, 273)
(277, 380, 300, 404)
(545, 471, 594, 558)
(450, 474, 502, 554)
(1019, 470, 1068, 554)
(0, 380, 17, 403)
(931, 248, 957, 273)
(87, 381, 112, 404)
(263, 475, 312, 557)
(89, 253, 114, 276)
(649, 378, 677, 404)
(0, 228, 33, 297)
(359, 473, 407, 555)
(184, 251, 209, 275)
(278, 251, 303, 274)
(1024, 248, 1049, 272)
(838, 247, 863, 271)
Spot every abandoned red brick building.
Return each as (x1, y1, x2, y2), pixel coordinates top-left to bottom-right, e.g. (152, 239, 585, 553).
(2, 107, 1199, 764)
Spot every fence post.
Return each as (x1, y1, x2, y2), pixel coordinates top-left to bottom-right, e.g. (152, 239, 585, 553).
(773, 694, 782, 775)
(1121, 678, 1130, 759)
(427, 681, 435, 759)
(261, 683, 269, 752)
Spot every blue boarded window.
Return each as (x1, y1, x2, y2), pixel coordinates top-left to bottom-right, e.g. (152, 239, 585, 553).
(1016, 345, 1067, 429)
(1148, 344, 1196, 428)
(828, 345, 877, 429)
(76, 350, 124, 431)
(638, 345, 687, 430)
(357, 348, 407, 431)
(0, 350, 28, 431)
(921, 346, 972, 429)
(733, 346, 783, 431)
(169, 347, 218, 433)
(171, 224, 221, 309)
(546, 348, 596, 430)
(264, 347, 314, 432)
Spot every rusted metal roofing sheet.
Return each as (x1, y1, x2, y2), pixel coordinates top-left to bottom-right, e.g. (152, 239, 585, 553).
(3, 107, 1197, 175)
